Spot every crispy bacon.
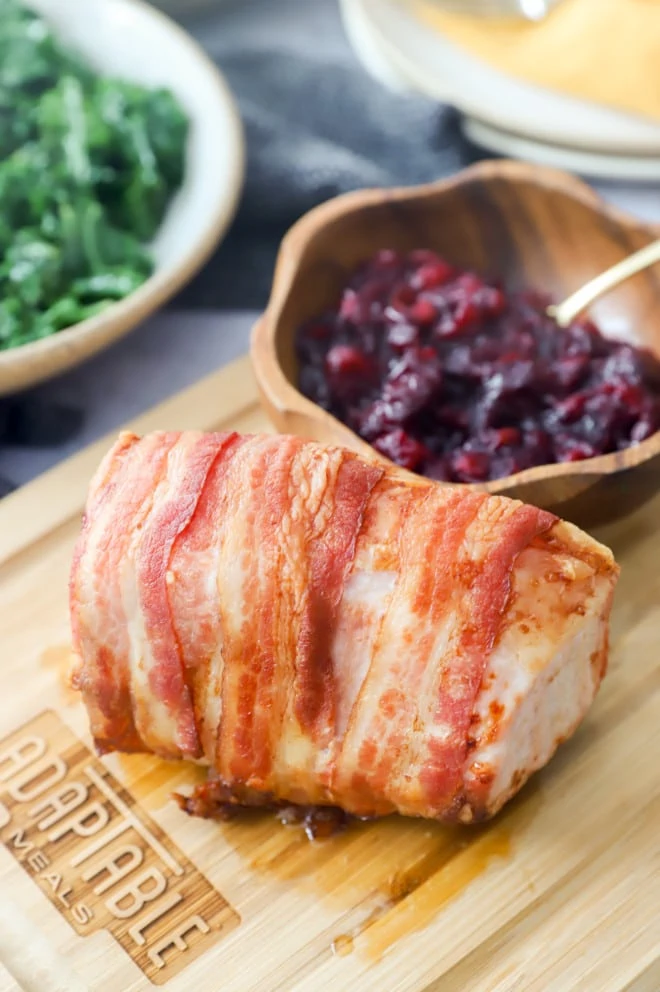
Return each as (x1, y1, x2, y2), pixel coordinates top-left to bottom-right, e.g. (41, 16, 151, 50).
(71, 432, 177, 752)
(71, 431, 619, 823)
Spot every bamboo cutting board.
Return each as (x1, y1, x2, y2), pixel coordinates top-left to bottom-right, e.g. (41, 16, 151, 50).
(0, 353, 659, 992)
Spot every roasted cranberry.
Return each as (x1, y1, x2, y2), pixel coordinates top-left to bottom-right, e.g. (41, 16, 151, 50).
(554, 392, 588, 423)
(488, 427, 522, 449)
(451, 450, 490, 482)
(552, 355, 590, 391)
(295, 249, 660, 483)
(358, 400, 394, 441)
(603, 345, 646, 385)
(387, 285, 416, 318)
(452, 297, 480, 333)
(524, 428, 553, 461)
(373, 429, 429, 470)
(611, 383, 645, 410)
(387, 322, 418, 350)
(631, 417, 658, 443)
(379, 347, 443, 423)
(565, 324, 599, 358)
(411, 259, 454, 290)
(477, 286, 507, 316)
(324, 345, 375, 403)
(435, 404, 469, 431)
(338, 290, 362, 323)
(408, 298, 438, 326)
(325, 345, 372, 378)
(496, 361, 536, 394)
(556, 439, 599, 462)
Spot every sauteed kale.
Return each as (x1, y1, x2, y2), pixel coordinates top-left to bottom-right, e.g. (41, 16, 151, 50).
(0, 0, 188, 349)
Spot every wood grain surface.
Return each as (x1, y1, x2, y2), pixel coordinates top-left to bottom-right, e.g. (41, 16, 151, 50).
(0, 353, 659, 992)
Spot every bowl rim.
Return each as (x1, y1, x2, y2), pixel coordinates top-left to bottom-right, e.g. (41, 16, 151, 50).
(252, 159, 660, 494)
(0, 0, 245, 395)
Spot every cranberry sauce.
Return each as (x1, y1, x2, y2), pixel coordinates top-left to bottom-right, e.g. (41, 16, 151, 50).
(295, 249, 660, 483)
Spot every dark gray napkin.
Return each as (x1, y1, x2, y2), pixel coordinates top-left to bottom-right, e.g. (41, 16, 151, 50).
(177, 0, 480, 309)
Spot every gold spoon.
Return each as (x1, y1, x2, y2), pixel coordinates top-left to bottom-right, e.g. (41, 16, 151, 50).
(548, 238, 660, 328)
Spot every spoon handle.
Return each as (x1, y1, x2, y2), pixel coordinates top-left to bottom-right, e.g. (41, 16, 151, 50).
(549, 238, 660, 328)
(424, 0, 563, 18)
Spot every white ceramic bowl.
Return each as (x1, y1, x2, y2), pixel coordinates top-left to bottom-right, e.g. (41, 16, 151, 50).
(0, 0, 244, 396)
(341, 0, 660, 180)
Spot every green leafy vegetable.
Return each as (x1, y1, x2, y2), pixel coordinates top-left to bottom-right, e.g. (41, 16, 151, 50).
(0, 0, 188, 350)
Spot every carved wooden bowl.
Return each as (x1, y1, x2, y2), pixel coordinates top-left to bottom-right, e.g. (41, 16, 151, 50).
(251, 161, 660, 527)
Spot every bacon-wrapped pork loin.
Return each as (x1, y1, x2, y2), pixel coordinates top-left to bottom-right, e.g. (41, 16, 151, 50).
(71, 431, 618, 824)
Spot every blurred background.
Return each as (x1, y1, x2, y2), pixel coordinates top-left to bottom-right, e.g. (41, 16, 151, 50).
(1, 0, 658, 494)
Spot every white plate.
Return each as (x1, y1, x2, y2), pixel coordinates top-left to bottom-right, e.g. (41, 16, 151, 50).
(0, 0, 245, 395)
(463, 120, 660, 183)
(341, 0, 660, 173)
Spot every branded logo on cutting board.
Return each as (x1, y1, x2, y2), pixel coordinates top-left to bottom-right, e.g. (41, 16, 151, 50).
(0, 711, 239, 985)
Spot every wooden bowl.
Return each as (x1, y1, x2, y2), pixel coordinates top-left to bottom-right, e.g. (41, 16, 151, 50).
(251, 160, 660, 527)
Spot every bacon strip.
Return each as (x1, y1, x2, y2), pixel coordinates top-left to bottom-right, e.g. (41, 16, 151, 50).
(133, 433, 227, 758)
(219, 435, 304, 787)
(296, 456, 384, 735)
(333, 485, 486, 815)
(71, 430, 618, 824)
(411, 498, 557, 816)
(168, 432, 245, 761)
(71, 432, 177, 752)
